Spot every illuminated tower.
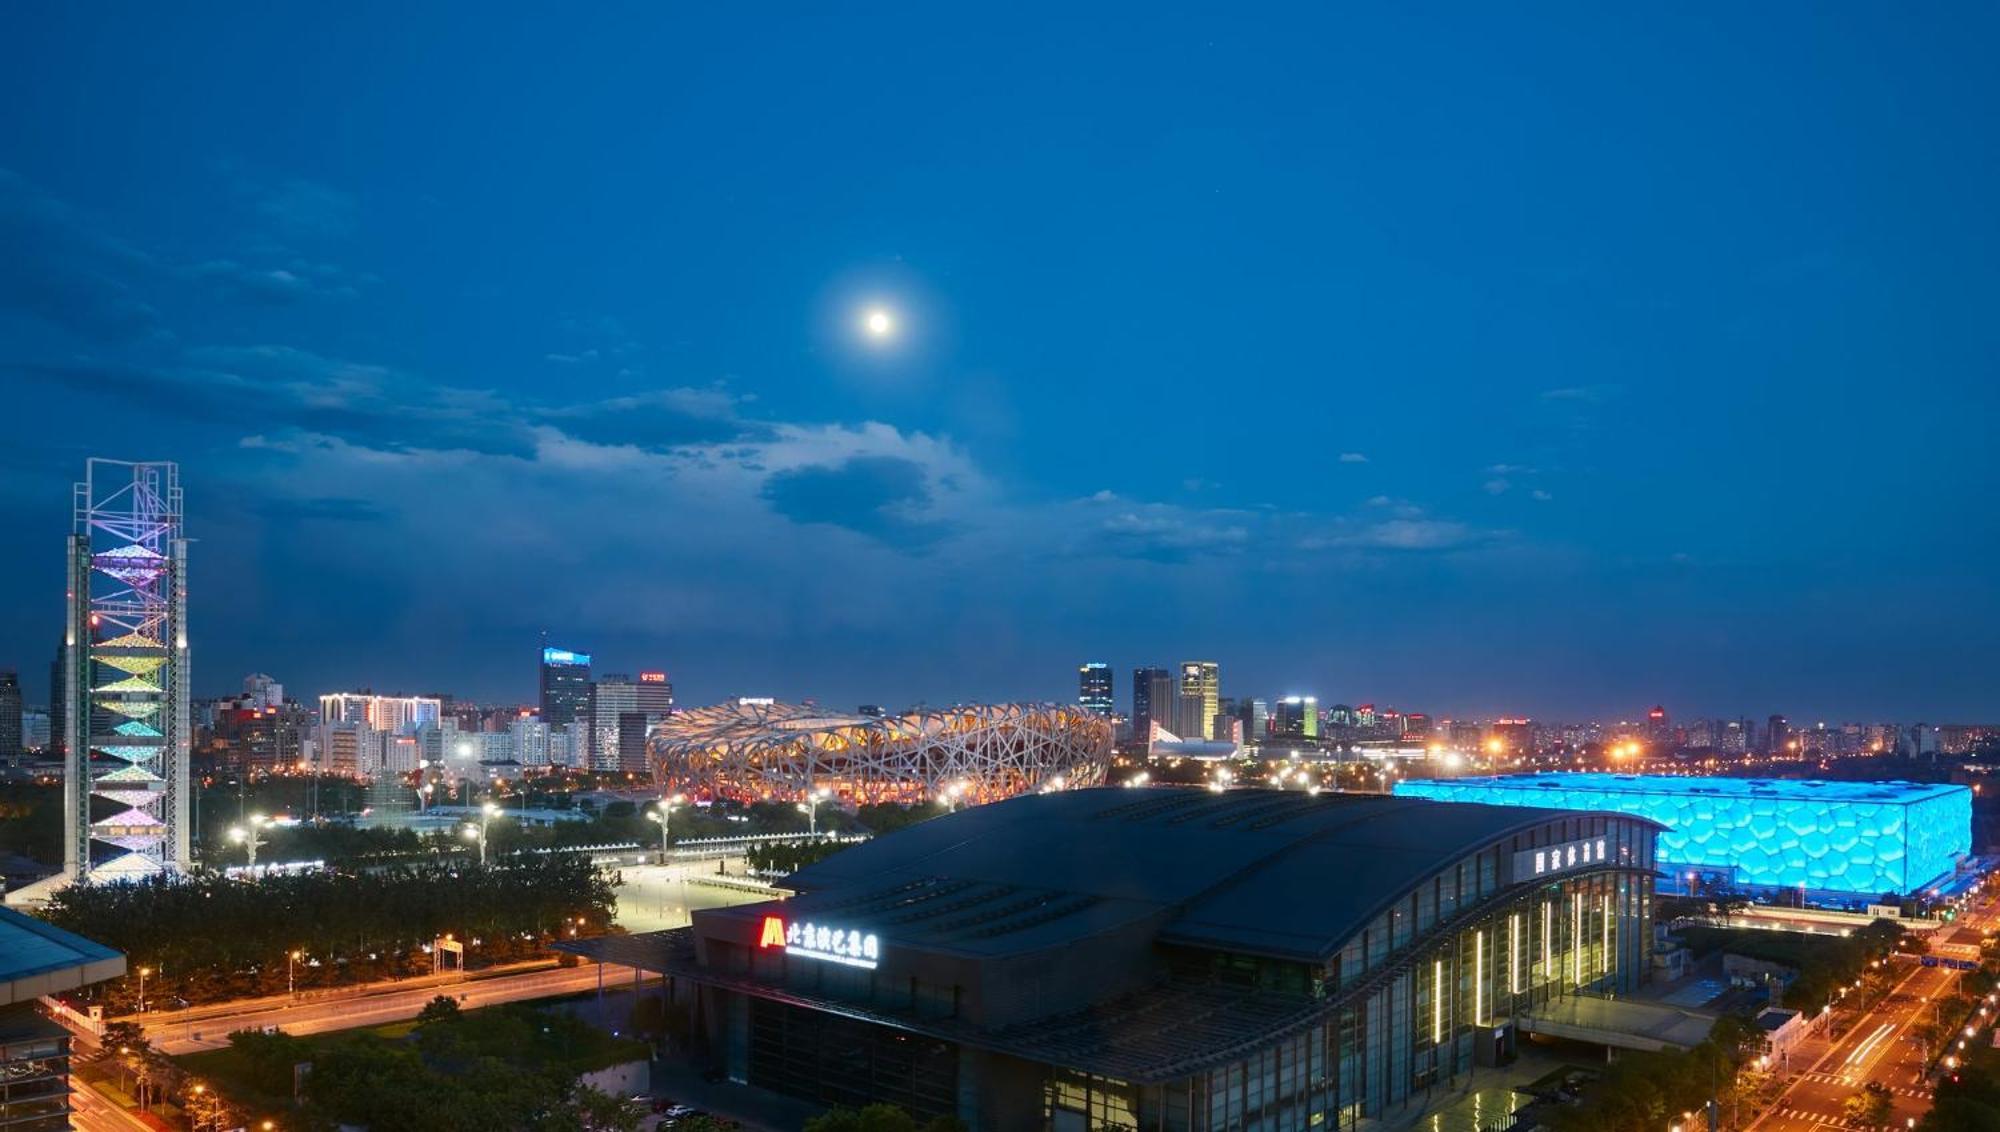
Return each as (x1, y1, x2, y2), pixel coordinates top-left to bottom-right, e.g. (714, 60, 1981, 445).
(1077, 662, 1113, 716)
(63, 459, 191, 883)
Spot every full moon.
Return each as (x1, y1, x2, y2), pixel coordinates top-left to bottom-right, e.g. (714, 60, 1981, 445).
(863, 307, 895, 339)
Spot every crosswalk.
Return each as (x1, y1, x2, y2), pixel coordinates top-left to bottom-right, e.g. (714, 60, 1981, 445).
(1792, 1069, 1929, 1099)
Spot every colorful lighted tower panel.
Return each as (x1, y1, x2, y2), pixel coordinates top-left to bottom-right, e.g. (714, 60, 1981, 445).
(63, 460, 191, 883)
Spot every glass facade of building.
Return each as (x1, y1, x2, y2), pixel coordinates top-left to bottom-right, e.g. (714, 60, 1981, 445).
(1039, 813, 1655, 1130)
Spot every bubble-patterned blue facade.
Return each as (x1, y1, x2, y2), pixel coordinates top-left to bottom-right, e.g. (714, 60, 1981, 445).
(1394, 773, 1971, 898)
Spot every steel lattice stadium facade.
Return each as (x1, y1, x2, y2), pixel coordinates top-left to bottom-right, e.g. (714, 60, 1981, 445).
(647, 701, 1113, 805)
(563, 788, 1662, 1129)
(1395, 773, 1972, 901)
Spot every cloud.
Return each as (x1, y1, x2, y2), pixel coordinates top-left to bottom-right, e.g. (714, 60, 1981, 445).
(1486, 463, 1535, 475)
(1338, 452, 1368, 463)
(1483, 478, 1511, 495)
(1308, 518, 1483, 552)
(0, 168, 163, 342)
(1092, 505, 1251, 563)
(255, 178, 359, 240)
(539, 388, 764, 451)
(1531, 489, 1554, 502)
(760, 455, 952, 548)
(188, 258, 356, 304)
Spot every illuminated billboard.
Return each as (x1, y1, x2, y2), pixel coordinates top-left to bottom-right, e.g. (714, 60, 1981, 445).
(1395, 773, 1971, 898)
(541, 647, 590, 666)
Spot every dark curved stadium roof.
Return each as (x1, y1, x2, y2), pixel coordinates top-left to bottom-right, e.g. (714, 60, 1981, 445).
(784, 785, 1659, 962)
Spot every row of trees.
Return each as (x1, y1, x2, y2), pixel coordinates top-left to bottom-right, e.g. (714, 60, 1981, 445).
(1543, 1015, 1757, 1132)
(41, 854, 615, 1009)
(208, 997, 647, 1132)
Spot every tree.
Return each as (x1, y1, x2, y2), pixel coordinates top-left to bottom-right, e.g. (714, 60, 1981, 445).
(1843, 1082, 1893, 1130)
(183, 1082, 233, 1132)
(417, 994, 463, 1026)
(562, 1086, 644, 1132)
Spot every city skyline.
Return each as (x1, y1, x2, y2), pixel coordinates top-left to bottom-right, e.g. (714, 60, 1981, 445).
(4, 8, 1999, 719)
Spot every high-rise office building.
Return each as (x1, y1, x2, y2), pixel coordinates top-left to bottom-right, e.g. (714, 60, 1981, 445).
(540, 646, 592, 728)
(590, 674, 637, 772)
(591, 670, 674, 774)
(1177, 661, 1220, 740)
(1767, 714, 1790, 756)
(636, 671, 674, 714)
(63, 459, 192, 883)
(1131, 667, 1173, 739)
(1275, 695, 1319, 739)
(1077, 663, 1114, 715)
(0, 671, 20, 765)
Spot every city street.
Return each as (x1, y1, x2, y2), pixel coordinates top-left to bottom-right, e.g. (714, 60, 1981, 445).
(1749, 893, 1996, 1130)
(69, 1076, 158, 1132)
(130, 961, 640, 1054)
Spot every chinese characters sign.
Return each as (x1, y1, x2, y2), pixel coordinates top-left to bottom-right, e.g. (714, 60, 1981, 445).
(1514, 837, 1609, 880)
(758, 915, 881, 970)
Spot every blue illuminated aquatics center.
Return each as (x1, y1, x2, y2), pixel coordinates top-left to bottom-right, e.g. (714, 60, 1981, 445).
(1394, 773, 1971, 900)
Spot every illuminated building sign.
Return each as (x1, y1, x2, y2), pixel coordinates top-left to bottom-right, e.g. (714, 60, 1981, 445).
(640, 672, 668, 683)
(542, 648, 590, 666)
(757, 915, 880, 969)
(1514, 837, 1608, 879)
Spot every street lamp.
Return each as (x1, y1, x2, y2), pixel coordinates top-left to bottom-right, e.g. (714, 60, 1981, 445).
(650, 794, 685, 863)
(137, 965, 152, 1013)
(462, 801, 502, 866)
(798, 786, 831, 838)
(227, 815, 271, 870)
(288, 950, 302, 998)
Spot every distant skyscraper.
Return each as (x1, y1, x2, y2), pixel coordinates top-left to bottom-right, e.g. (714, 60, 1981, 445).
(0, 671, 21, 765)
(21, 709, 51, 754)
(593, 670, 673, 774)
(539, 645, 592, 728)
(64, 459, 191, 883)
(590, 674, 637, 772)
(1077, 663, 1114, 715)
(1766, 714, 1789, 756)
(1132, 667, 1173, 739)
(1177, 661, 1220, 740)
(1276, 695, 1319, 739)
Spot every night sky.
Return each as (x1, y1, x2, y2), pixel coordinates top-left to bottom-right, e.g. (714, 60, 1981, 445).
(2, 5, 1996, 720)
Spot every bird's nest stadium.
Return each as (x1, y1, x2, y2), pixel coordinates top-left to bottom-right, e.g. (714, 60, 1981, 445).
(648, 701, 1114, 805)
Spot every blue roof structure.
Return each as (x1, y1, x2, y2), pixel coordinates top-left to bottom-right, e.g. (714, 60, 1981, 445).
(0, 906, 126, 1006)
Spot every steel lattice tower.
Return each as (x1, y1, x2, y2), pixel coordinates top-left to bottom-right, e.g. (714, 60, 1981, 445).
(63, 459, 191, 882)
